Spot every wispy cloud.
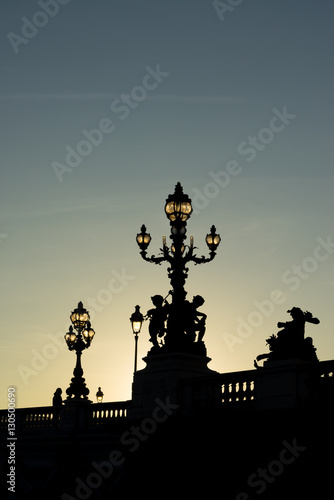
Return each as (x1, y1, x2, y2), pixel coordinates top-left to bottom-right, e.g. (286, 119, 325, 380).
(0, 196, 137, 220)
(0, 92, 118, 101)
(0, 92, 241, 104)
(149, 93, 242, 104)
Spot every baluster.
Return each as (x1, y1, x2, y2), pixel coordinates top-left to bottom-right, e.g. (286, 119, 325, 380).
(245, 380, 251, 401)
(221, 383, 226, 403)
(230, 382, 236, 402)
(235, 382, 240, 402)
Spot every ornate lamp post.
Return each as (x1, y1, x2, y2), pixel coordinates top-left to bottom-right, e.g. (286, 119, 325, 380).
(64, 301, 95, 401)
(130, 305, 144, 373)
(136, 182, 221, 354)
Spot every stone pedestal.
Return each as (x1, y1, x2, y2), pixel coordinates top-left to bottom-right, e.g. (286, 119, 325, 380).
(60, 398, 92, 430)
(129, 352, 218, 419)
(255, 358, 314, 410)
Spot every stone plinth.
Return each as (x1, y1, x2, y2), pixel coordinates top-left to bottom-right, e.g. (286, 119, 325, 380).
(128, 352, 218, 419)
(255, 358, 314, 410)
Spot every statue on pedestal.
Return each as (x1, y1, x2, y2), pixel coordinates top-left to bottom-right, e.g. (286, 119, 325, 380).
(183, 295, 207, 343)
(255, 307, 320, 366)
(145, 295, 170, 349)
(145, 292, 208, 355)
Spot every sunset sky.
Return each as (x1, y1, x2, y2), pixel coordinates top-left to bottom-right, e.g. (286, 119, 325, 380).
(1, 0, 334, 409)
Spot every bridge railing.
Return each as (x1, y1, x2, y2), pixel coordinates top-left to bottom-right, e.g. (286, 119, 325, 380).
(0, 400, 130, 433)
(90, 401, 129, 424)
(1, 360, 334, 430)
(181, 368, 257, 412)
(181, 359, 334, 412)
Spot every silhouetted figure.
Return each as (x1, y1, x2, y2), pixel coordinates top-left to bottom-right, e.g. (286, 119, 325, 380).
(52, 388, 63, 407)
(146, 295, 169, 348)
(184, 295, 207, 342)
(255, 308, 319, 366)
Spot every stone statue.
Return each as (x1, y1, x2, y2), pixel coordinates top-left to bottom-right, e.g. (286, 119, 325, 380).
(255, 307, 319, 366)
(184, 295, 207, 343)
(145, 295, 169, 348)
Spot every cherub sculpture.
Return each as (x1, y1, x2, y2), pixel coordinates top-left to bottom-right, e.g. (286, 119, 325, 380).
(145, 295, 169, 348)
(184, 295, 207, 343)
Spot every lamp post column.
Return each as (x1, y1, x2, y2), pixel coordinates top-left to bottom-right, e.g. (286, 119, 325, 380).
(134, 333, 139, 373)
(66, 338, 89, 400)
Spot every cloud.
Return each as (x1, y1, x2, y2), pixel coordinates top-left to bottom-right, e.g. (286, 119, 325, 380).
(149, 93, 242, 104)
(0, 92, 242, 104)
(0, 92, 118, 101)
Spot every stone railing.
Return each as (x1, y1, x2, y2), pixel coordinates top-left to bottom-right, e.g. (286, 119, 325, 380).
(181, 368, 256, 412)
(220, 370, 256, 405)
(1, 360, 334, 430)
(307, 359, 334, 403)
(0, 406, 57, 432)
(90, 401, 129, 424)
(21, 406, 57, 428)
(181, 359, 334, 412)
(0, 400, 130, 434)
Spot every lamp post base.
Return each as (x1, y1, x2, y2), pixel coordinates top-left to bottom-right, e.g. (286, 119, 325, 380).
(129, 351, 218, 419)
(65, 371, 90, 401)
(65, 349, 90, 401)
(64, 397, 92, 405)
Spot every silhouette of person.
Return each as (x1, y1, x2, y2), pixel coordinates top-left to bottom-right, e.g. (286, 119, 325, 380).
(52, 388, 63, 407)
(146, 295, 169, 348)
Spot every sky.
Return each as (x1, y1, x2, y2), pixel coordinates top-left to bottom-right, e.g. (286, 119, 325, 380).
(1, 0, 333, 409)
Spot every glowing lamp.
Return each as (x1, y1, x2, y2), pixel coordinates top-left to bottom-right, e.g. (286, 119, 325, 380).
(205, 225, 221, 252)
(164, 182, 192, 223)
(96, 387, 104, 403)
(130, 305, 144, 335)
(136, 224, 151, 251)
(70, 301, 90, 330)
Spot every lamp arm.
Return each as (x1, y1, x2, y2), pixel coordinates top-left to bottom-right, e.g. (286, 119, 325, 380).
(183, 245, 197, 264)
(182, 244, 216, 265)
(190, 251, 216, 265)
(140, 250, 170, 265)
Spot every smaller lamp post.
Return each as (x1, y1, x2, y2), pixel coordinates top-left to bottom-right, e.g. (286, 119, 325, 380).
(205, 225, 221, 254)
(96, 387, 104, 403)
(64, 301, 95, 401)
(130, 305, 144, 373)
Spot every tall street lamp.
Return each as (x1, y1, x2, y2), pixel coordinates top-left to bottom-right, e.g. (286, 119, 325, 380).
(136, 182, 221, 355)
(130, 305, 144, 373)
(64, 301, 95, 402)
